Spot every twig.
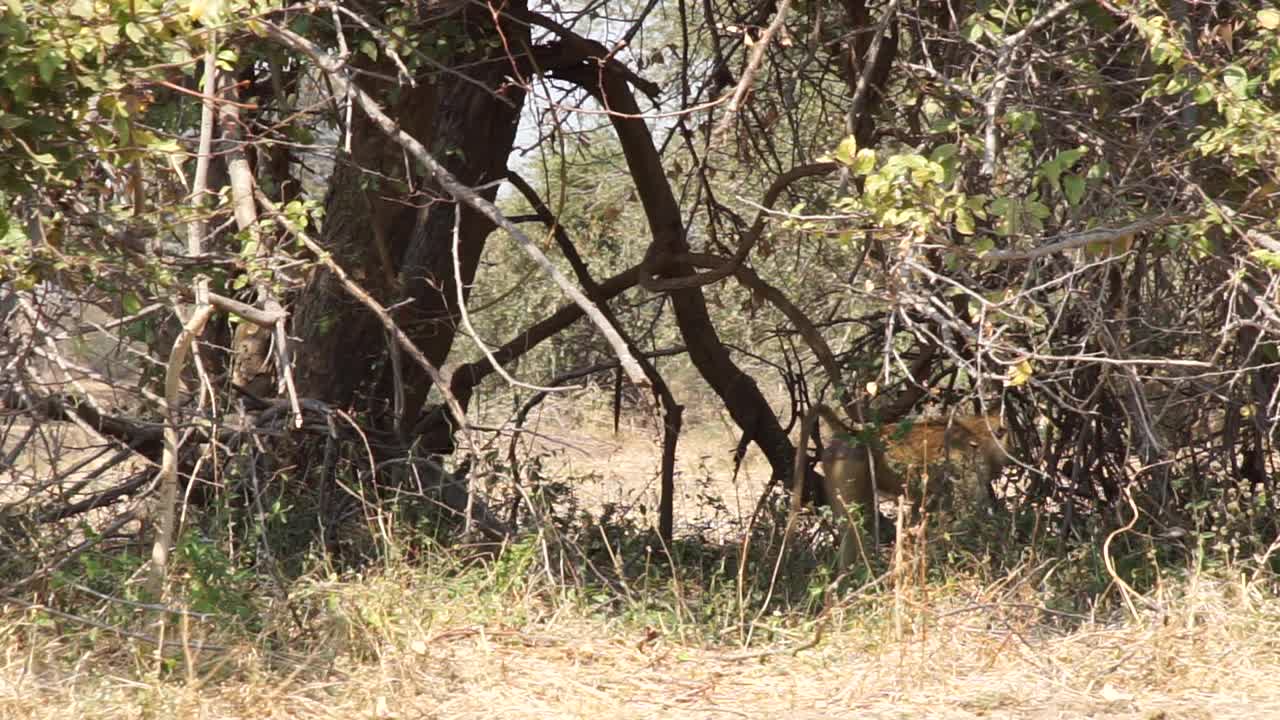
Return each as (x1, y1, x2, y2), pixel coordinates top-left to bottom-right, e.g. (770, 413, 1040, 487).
(449, 200, 575, 394)
(262, 21, 651, 392)
(978, 215, 1188, 262)
(712, 0, 794, 139)
(1, 593, 228, 652)
(981, 0, 1085, 177)
(724, 618, 828, 662)
(254, 189, 469, 428)
(846, 0, 904, 138)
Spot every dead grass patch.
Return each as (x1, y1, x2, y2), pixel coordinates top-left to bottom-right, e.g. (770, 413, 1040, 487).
(2, 567, 1278, 719)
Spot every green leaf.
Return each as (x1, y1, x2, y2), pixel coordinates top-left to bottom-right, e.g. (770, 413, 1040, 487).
(955, 207, 976, 235)
(864, 172, 887, 197)
(36, 49, 63, 84)
(0, 113, 27, 129)
(360, 40, 379, 61)
(1005, 359, 1034, 387)
(147, 137, 183, 153)
(974, 236, 995, 255)
(1259, 8, 1280, 30)
(125, 23, 146, 44)
(1063, 175, 1086, 206)
(929, 143, 959, 163)
(1040, 159, 1063, 192)
(1192, 83, 1213, 105)
(911, 161, 945, 185)
(1223, 65, 1249, 98)
(1058, 147, 1088, 167)
(852, 148, 876, 175)
(216, 48, 238, 72)
(1251, 249, 1280, 270)
(1006, 109, 1039, 133)
(833, 135, 857, 166)
(1164, 74, 1189, 95)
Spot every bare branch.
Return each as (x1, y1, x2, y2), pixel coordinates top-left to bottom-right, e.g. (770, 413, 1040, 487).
(254, 190, 469, 428)
(261, 20, 650, 392)
(979, 215, 1187, 262)
(981, 0, 1086, 177)
(713, 0, 794, 138)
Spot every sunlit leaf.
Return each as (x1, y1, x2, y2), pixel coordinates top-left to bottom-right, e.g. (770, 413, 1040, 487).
(833, 136, 857, 166)
(1006, 360, 1034, 387)
(1223, 65, 1249, 98)
(852, 148, 876, 175)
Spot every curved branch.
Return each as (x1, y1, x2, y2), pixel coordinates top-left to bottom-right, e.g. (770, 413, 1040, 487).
(979, 215, 1185, 262)
(685, 252, 845, 403)
(448, 265, 646, 406)
(641, 162, 839, 292)
(263, 20, 651, 393)
(509, 7, 662, 100)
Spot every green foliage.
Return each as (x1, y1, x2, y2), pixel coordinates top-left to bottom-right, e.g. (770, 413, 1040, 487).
(173, 530, 257, 619)
(0, 0, 194, 194)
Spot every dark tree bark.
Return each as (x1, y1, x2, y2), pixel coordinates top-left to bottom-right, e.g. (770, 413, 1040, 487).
(544, 48, 801, 486)
(293, 3, 530, 441)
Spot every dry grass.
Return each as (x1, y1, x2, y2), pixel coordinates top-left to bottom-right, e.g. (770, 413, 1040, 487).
(5, 401, 1279, 719)
(2, 564, 1279, 719)
(462, 397, 776, 542)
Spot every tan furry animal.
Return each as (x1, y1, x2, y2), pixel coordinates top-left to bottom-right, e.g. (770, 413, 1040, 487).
(786, 405, 1010, 568)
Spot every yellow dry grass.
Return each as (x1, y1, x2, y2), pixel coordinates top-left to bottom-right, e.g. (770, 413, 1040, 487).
(5, 402, 1279, 719)
(2, 570, 1279, 720)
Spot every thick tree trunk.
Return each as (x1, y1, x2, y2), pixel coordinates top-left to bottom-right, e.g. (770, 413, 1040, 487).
(388, 60, 528, 432)
(293, 4, 529, 435)
(291, 40, 439, 406)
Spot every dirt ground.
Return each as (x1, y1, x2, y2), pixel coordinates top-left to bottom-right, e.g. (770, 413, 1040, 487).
(502, 402, 775, 540)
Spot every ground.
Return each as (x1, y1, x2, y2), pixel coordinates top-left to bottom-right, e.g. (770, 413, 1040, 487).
(3, 577, 1279, 719)
(4, 402, 1280, 719)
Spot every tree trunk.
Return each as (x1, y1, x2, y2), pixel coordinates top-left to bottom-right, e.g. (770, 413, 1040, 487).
(293, 4, 529, 439)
